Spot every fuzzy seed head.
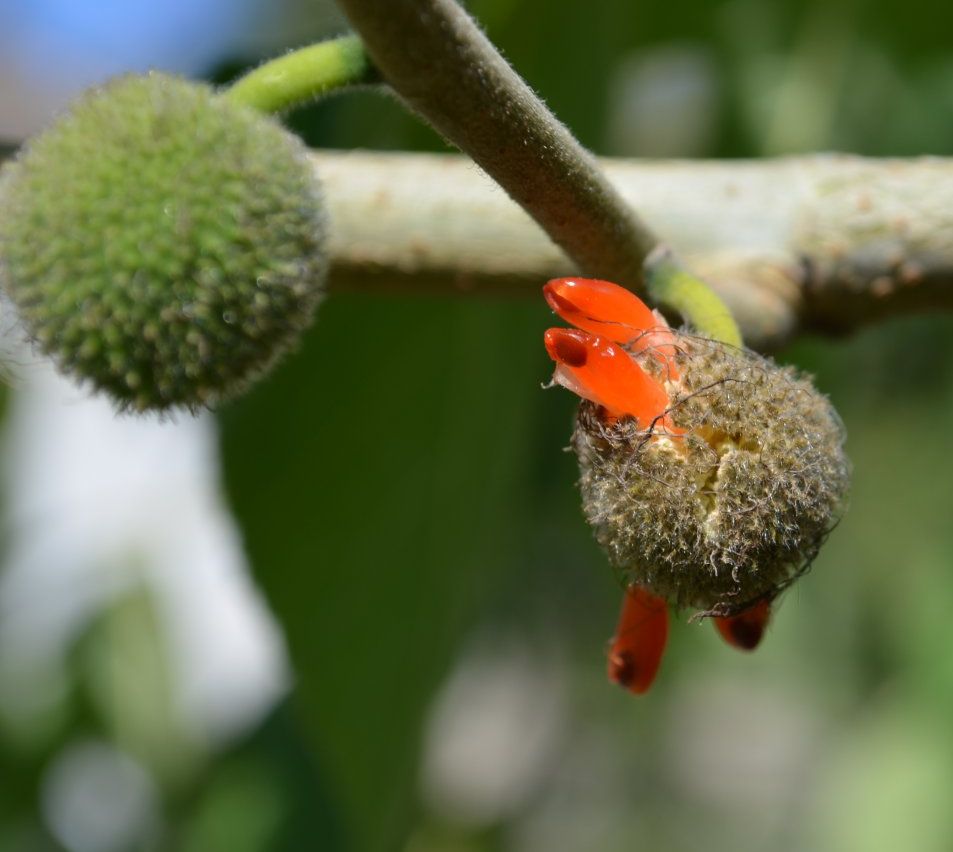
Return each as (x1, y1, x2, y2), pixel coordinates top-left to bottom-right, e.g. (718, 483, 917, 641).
(0, 72, 327, 411)
(574, 336, 850, 614)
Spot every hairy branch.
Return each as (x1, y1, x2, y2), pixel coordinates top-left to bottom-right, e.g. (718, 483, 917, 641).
(315, 151, 953, 350)
(335, 0, 659, 292)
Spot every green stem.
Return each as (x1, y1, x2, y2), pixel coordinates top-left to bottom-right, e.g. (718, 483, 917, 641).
(222, 35, 377, 114)
(645, 248, 743, 347)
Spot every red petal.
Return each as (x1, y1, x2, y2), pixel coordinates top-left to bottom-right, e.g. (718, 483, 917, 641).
(544, 328, 675, 430)
(714, 599, 772, 651)
(607, 585, 669, 695)
(544, 278, 679, 377)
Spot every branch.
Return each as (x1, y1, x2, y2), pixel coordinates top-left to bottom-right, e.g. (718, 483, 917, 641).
(334, 0, 659, 292)
(314, 150, 953, 350)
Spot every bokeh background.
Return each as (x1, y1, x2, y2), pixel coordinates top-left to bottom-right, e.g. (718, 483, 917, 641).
(2, 1, 953, 850)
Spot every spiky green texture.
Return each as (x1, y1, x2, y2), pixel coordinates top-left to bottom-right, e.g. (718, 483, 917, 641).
(573, 337, 850, 614)
(0, 72, 327, 411)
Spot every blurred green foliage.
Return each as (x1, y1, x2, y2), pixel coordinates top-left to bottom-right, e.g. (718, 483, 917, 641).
(4, 0, 953, 850)
(222, 296, 542, 850)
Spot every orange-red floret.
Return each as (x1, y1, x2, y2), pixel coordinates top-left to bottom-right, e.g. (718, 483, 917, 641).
(544, 278, 680, 378)
(714, 599, 772, 651)
(607, 585, 669, 695)
(543, 327, 672, 428)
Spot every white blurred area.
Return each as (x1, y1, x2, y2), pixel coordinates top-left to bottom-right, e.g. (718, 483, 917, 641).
(0, 353, 289, 744)
(419, 636, 568, 827)
(0, 0, 346, 141)
(605, 43, 719, 158)
(41, 739, 161, 852)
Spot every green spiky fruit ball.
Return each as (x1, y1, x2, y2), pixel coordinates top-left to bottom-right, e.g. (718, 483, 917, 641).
(0, 72, 327, 411)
